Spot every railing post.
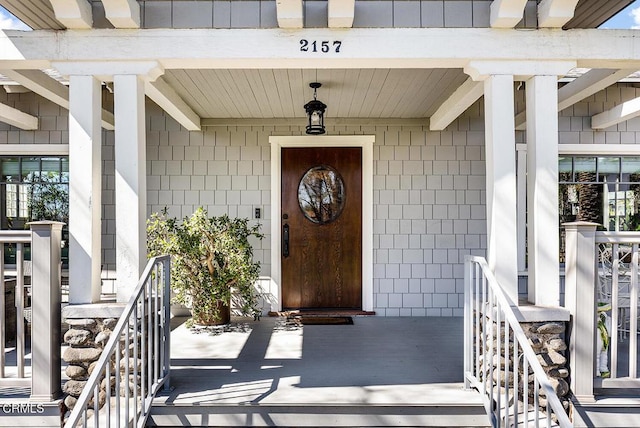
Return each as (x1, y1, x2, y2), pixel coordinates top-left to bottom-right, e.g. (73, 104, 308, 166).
(162, 257, 171, 390)
(463, 256, 473, 390)
(28, 221, 64, 401)
(564, 221, 598, 402)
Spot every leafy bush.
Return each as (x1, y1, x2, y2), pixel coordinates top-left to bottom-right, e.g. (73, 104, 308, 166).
(147, 207, 263, 325)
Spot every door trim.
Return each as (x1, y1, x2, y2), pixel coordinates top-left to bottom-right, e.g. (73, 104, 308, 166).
(269, 135, 374, 312)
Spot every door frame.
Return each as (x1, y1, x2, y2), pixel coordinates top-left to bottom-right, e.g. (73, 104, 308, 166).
(269, 135, 374, 312)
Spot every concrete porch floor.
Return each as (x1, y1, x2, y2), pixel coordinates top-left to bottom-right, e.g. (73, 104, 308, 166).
(148, 316, 488, 427)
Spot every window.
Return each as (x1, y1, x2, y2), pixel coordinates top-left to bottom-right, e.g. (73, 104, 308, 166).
(0, 156, 69, 264)
(559, 155, 640, 262)
(559, 156, 640, 231)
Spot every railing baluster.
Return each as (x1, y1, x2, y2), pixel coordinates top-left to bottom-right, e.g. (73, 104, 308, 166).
(611, 243, 619, 379)
(133, 304, 139, 421)
(513, 341, 519, 428)
(474, 261, 481, 383)
(534, 380, 539, 428)
(106, 354, 111, 427)
(125, 322, 130, 426)
(630, 244, 638, 378)
(115, 338, 121, 428)
(16, 243, 24, 378)
(504, 323, 510, 426)
(0, 245, 5, 379)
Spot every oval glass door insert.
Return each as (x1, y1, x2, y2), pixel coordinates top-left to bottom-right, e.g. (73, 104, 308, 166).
(298, 165, 345, 224)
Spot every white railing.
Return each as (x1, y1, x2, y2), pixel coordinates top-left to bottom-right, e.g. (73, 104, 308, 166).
(64, 255, 171, 428)
(0, 222, 63, 401)
(594, 232, 639, 385)
(0, 230, 32, 389)
(464, 255, 572, 428)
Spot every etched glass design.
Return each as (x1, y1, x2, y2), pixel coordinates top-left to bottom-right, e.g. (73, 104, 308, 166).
(298, 165, 345, 224)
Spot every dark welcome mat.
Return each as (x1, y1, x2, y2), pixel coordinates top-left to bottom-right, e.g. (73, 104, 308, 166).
(298, 316, 354, 325)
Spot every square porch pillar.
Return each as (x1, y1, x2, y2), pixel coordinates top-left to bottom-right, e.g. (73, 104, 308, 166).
(114, 74, 147, 302)
(484, 74, 519, 303)
(526, 75, 560, 306)
(68, 75, 102, 304)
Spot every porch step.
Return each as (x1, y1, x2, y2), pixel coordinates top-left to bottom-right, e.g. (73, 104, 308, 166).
(146, 401, 490, 427)
(571, 396, 640, 428)
(0, 399, 63, 428)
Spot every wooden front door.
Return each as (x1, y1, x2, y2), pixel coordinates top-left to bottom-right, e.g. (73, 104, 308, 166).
(281, 147, 362, 310)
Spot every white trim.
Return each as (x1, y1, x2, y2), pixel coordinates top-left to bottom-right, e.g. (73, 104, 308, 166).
(145, 77, 201, 131)
(430, 78, 484, 131)
(0, 103, 38, 130)
(517, 143, 640, 156)
(5, 28, 640, 70)
(49, 0, 93, 29)
(101, 0, 141, 29)
(276, 0, 303, 29)
(328, 0, 355, 28)
(0, 144, 69, 155)
(558, 144, 640, 156)
(591, 96, 640, 130)
(269, 135, 375, 312)
(538, 0, 580, 28)
(202, 118, 429, 127)
(490, 0, 528, 28)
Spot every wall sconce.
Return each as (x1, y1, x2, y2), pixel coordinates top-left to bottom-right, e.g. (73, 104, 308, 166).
(304, 82, 326, 135)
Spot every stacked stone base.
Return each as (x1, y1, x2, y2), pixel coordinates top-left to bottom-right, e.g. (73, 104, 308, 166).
(480, 318, 570, 422)
(61, 304, 127, 420)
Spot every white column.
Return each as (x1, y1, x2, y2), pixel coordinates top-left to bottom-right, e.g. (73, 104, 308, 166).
(526, 75, 560, 306)
(484, 74, 519, 303)
(68, 75, 102, 304)
(114, 74, 147, 302)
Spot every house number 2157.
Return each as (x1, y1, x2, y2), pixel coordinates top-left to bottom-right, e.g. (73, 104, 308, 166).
(299, 39, 342, 53)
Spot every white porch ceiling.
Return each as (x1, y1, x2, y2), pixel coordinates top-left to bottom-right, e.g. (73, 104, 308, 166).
(162, 68, 468, 120)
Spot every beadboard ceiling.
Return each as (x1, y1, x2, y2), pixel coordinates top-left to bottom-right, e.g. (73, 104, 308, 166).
(163, 68, 468, 119)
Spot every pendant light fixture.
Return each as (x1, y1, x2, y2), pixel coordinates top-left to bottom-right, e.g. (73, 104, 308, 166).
(304, 82, 326, 135)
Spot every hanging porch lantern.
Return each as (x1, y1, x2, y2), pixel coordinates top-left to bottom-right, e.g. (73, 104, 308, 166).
(304, 82, 326, 135)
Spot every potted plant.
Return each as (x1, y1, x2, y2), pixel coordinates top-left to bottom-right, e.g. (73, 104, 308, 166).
(147, 207, 263, 325)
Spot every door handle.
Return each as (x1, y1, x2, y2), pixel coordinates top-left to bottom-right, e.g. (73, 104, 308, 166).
(283, 223, 290, 258)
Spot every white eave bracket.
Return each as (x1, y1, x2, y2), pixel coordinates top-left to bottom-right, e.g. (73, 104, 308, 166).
(101, 0, 140, 29)
(538, 0, 580, 28)
(430, 78, 484, 131)
(276, 0, 303, 29)
(145, 77, 201, 131)
(490, 0, 528, 28)
(49, 0, 93, 29)
(592, 96, 640, 130)
(0, 102, 38, 130)
(0, 69, 115, 130)
(515, 69, 636, 130)
(328, 0, 355, 28)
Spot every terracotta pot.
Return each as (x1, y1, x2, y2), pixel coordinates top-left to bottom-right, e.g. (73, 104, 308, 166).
(193, 299, 230, 326)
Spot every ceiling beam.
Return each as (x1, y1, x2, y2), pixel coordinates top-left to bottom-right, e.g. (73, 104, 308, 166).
(276, 0, 303, 29)
(429, 78, 484, 131)
(538, 0, 580, 28)
(515, 68, 635, 130)
(490, 0, 528, 28)
(0, 69, 114, 130)
(328, 0, 355, 28)
(592, 96, 640, 130)
(145, 77, 201, 131)
(101, 0, 140, 29)
(0, 102, 38, 129)
(49, 0, 92, 29)
(4, 28, 640, 70)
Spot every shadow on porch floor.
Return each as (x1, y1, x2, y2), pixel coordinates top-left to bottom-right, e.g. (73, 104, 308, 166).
(148, 316, 487, 427)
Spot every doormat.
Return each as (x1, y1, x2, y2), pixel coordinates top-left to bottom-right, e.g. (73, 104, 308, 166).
(297, 316, 354, 325)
